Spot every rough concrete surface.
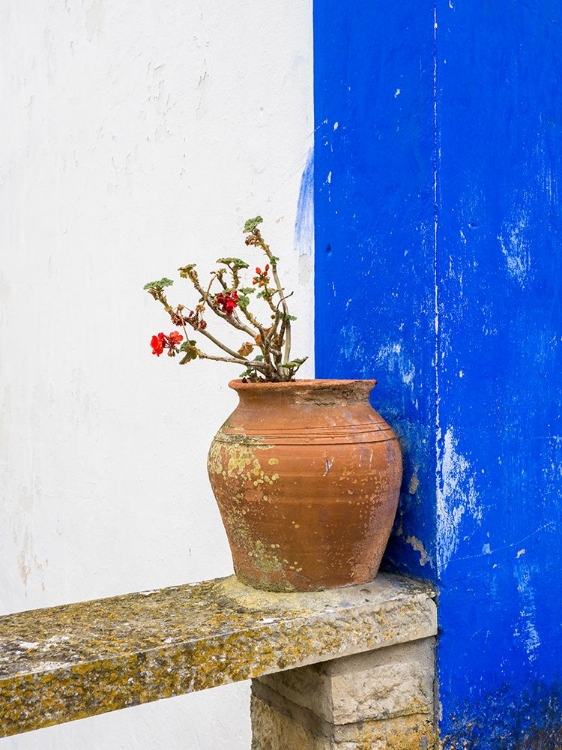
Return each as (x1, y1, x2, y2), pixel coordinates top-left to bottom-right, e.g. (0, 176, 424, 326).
(251, 689, 434, 749)
(257, 637, 435, 723)
(0, 573, 436, 737)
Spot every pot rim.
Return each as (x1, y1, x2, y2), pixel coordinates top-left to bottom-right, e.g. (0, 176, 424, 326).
(229, 378, 377, 391)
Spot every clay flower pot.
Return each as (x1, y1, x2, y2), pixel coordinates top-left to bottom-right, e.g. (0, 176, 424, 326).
(207, 379, 402, 592)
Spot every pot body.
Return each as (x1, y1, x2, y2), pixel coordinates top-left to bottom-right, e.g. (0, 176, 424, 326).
(207, 379, 402, 592)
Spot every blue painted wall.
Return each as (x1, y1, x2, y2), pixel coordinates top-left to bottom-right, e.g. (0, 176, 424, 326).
(314, 2, 562, 746)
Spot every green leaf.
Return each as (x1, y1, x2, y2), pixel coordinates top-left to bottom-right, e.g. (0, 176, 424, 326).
(237, 295, 250, 309)
(179, 340, 199, 364)
(143, 278, 174, 290)
(216, 257, 250, 269)
(239, 366, 261, 381)
(243, 216, 263, 233)
(178, 265, 197, 278)
(179, 340, 198, 352)
(179, 353, 197, 364)
(238, 287, 255, 295)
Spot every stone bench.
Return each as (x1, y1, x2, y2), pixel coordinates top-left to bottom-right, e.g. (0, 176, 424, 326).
(0, 573, 437, 748)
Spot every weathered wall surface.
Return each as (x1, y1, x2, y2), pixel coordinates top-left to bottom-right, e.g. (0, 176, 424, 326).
(435, 3, 562, 745)
(0, 1, 313, 748)
(314, 1, 562, 746)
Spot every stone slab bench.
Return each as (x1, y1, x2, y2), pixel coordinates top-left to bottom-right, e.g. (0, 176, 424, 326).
(0, 573, 437, 748)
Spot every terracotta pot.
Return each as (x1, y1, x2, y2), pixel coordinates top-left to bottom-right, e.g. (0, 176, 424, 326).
(207, 379, 402, 592)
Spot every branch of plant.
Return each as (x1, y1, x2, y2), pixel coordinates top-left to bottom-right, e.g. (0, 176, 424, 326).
(187, 269, 259, 341)
(147, 217, 305, 382)
(198, 351, 268, 370)
(177, 318, 275, 378)
(184, 321, 250, 362)
(252, 228, 292, 367)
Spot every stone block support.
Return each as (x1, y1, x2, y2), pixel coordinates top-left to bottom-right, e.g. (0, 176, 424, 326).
(251, 637, 435, 749)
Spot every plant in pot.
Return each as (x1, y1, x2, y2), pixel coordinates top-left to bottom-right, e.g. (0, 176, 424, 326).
(144, 216, 402, 592)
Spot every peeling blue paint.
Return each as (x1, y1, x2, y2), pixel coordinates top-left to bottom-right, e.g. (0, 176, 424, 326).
(314, 1, 562, 745)
(294, 147, 314, 258)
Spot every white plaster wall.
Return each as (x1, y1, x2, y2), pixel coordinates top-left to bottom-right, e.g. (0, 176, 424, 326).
(0, 1, 313, 747)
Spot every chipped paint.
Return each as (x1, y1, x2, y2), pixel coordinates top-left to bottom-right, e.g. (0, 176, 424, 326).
(392, 511, 434, 572)
(498, 212, 532, 287)
(376, 342, 416, 390)
(436, 427, 480, 573)
(339, 324, 365, 365)
(513, 559, 541, 663)
(404, 535, 430, 567)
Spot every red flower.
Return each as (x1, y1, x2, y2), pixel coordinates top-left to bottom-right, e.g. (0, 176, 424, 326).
(151, 333, 165, 356)
(150, 331, 183, 356)
(215, 290, 239, 315)
(168, 331, 183, 346)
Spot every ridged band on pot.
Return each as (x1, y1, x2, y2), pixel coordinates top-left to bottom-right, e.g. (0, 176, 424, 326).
(207, 379, 402, 592)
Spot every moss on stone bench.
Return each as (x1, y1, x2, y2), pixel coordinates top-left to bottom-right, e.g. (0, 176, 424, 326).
(0, 573, 436, 738)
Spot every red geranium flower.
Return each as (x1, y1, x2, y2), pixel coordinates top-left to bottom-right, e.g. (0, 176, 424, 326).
(151, 333, 165, 356)
(168, 331, 183, 346)
(151, 331, 183, 356)
(215, 290, 239, 315)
